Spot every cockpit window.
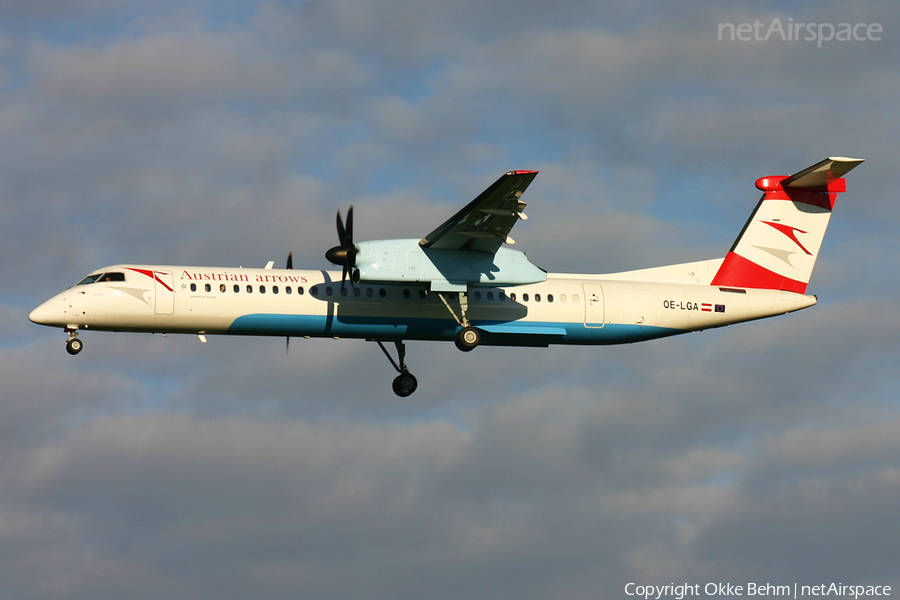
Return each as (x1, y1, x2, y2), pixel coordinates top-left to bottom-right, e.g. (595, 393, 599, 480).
(76, 272, 125, 285)
(77, 274, 103, 285)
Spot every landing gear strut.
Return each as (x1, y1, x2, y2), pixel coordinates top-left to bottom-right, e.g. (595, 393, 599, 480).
(437, 291, 481, 352)
(375, 340, 418, 397)
(65, 330, 83, 355)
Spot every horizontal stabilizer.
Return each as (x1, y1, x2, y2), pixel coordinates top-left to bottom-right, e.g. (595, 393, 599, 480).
(781, 156, 864, 189)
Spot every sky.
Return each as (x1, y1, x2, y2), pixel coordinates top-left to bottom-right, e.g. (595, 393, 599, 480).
(3, 1, 900, 598)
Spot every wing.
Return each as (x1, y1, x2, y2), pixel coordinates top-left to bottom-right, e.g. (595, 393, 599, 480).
(419, 170, 538, 254)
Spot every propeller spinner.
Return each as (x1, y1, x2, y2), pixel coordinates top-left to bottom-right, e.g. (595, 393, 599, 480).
(325, 206, 358, 288)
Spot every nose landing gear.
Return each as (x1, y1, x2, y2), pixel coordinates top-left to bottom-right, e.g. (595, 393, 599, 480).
(65, 330, 83, 355)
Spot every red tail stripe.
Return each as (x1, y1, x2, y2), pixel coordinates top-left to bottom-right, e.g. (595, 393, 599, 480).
(710, 252, 807, 294)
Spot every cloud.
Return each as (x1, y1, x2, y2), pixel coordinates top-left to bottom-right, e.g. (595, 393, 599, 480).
(25, 27, 370, 120)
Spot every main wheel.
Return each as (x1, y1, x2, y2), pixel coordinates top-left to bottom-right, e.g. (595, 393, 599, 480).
(392, 372, 418, 397)
(454, 326, 480, 352)
(66, 338, 83, 355)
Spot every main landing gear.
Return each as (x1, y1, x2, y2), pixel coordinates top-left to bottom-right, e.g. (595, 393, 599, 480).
(455, 326, 480, 352)
(374, 290, 484, 397)
(437, 291, 481, 352)
(65, 329, 83, 355)
(375, 340, 418, 397)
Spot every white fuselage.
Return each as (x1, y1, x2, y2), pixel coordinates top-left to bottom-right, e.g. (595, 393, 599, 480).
(29, 262, 817, 347)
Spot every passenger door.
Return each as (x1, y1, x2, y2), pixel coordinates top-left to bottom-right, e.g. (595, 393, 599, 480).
(582, 283, 605, 328)
(154, 270, 175, 315)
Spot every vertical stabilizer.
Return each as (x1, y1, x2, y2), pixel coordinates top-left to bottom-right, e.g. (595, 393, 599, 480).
(711, 157, 864, 293)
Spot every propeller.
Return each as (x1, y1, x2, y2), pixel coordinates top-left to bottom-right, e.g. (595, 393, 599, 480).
(286, 252, 294, 354)
(325, 205, 358, 289)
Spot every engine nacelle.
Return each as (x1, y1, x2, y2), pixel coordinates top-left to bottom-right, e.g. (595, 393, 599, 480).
(353, 239, 546, 289)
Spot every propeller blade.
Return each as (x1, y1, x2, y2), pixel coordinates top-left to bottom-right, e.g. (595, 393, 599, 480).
(325, 205, 358, 282)
(345, 205, 354, 245)
(336, 209, 347, 247)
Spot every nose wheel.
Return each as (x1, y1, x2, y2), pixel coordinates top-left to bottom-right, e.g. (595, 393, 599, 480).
(65, 333, 83, 355)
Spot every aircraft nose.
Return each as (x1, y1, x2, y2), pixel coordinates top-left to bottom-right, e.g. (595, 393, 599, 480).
(29, 303, 48, 325)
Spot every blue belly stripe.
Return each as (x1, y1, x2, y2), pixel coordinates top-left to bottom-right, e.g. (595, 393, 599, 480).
(226, 313, 682, 346)
(479, 324, 568, 336)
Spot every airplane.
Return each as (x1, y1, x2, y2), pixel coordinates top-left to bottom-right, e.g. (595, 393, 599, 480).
(30, 157, 863, 396)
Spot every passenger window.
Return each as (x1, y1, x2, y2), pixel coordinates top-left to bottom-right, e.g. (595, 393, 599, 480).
(547, 294, 553, 303)
(220, 284, 226, 293)
(260, 285, 266, 294)
(247, 285, 253, 293)
(191, 283, 197, 292)
(474, 291, 482, 300)
(366, 288, 374, 297)
(234, 284, 240, 293)
(354, 288, 361, 297)
(499, 291, 507, 301)
(573, 294, 580, 303)
(523, 293, 529, 302)
(403, 289, 411, 299)
(487, 291, 494, 301)
(534, 294, 541, 302)
(205, 284, 211, 292)
(340, 287, 348, 296)
(326, 287, 333, 296)
(560, 294, 567, 303)
(419, 289, 427, 298)
(298, 286, 305, 295)
(311, 287, 318, 296)
(379, 288, 386, 297)
(286, 286, 292, 295)
(273, 286, 279, 294)
(510, 293, 516, 301)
